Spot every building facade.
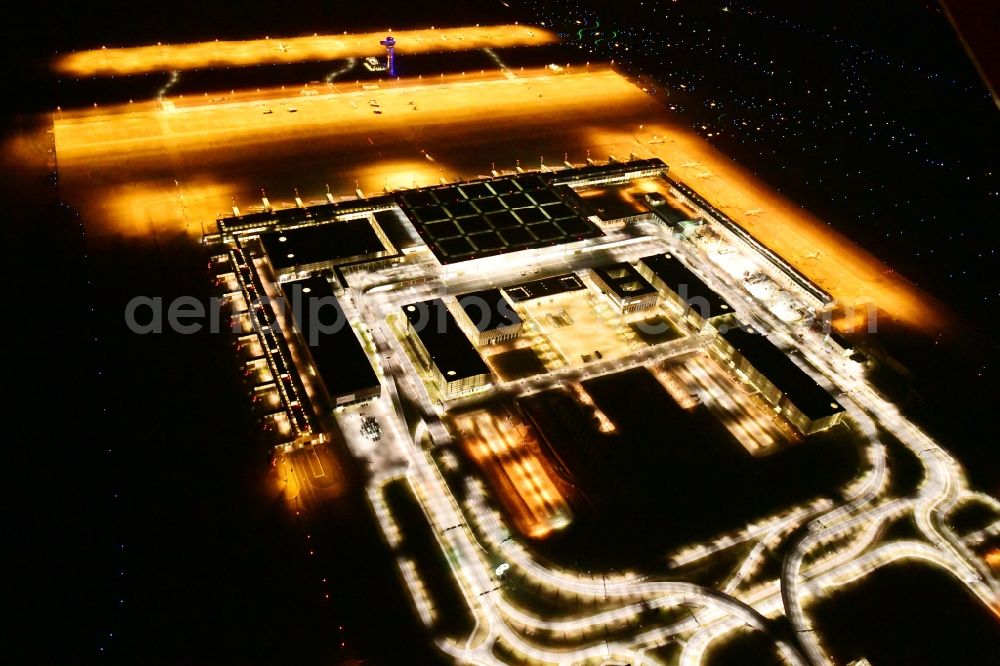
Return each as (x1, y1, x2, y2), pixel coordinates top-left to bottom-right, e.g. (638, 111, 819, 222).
(403, 299, 492, 399)
(589, 262, 658, 314)
(637, 253, 735, 331)
(261, 215, 395, 281)
(711, 326, 845, 435)
(455, 288, 524, 346)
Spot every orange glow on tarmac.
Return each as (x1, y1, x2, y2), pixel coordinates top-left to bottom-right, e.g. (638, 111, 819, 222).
(455, 409, 570, 539)
(987, 548, 1000, 572)
(49, 63, 954, 340)
(52, 68, 662, 241)
(92, 177, 235, 240)
(273, 444, 350, 511)
(580, 123, 951, 336)
(275, 454, 301, 507)
(352, 159, 445, 194)
(53, 25, 556, 77)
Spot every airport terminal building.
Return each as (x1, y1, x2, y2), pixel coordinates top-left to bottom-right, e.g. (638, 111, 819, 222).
(395, 174, 603, 267)
(547, 157, 667, 188)
(260, 216, 396, 280)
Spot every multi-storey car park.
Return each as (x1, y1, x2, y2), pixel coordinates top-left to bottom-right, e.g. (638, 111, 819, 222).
(401, 298, 493, 400)
(712, 325, 845, 436)
(394, 173, 605, 266)
(280, 276, 381, 408)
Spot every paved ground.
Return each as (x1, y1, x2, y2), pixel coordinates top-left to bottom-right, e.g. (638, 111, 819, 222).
(52, 64, 951, 337)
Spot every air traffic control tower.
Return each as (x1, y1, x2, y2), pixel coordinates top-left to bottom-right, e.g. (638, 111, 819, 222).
(380, 35, 397, 77)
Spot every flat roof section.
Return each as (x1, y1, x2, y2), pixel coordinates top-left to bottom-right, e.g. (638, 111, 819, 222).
(639, 253, 732, 319)
(526, 188, 563, 206)
(280, 276, 380, 401)
(578, 186, 650, 222)
(261, 218, 387, 271)
(373, 208, 424, 251)
(458, 289, 522, 332)
(503, 273, 586, 302)
(402, 299, 490, 380)
(591, 262, 657, 300)
(512, 207, 549, 224)
(458, 182, 493, 200)
(217, 196, 398, 241)
(541, 199, 577, 220)
(395, 173, 604, 264)
(545, 157, 668, 186)
(721, 326, 844, 420)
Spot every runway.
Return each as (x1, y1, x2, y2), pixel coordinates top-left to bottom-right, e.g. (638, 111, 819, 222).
(52, 63, 952, 337)
(53, 25, 557, 77)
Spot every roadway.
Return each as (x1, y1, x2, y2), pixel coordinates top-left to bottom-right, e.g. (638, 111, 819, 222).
(345, 203, 998, 665)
